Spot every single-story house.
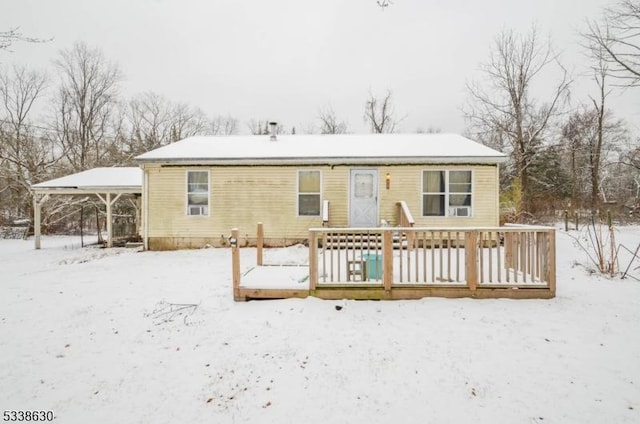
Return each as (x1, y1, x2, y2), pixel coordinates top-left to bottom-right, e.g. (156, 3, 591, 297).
(135, 131, 507, 250)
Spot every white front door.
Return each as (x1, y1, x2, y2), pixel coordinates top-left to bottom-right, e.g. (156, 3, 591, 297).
(350, 169, 378, 227)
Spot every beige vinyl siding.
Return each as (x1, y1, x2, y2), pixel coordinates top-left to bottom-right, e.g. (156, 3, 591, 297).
(146, 165, 342, 247)
(145, 163, 498, 249)
(322, 166, 349, 226)
(379, 165, 498, 227)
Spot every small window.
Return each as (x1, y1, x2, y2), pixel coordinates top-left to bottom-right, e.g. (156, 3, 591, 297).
(422, 170, 472, 217)
(298, 170, 321, 216)
(422, 171, 445, 216)
(187, 171, 209, 216)
(448, 171, 472, 216)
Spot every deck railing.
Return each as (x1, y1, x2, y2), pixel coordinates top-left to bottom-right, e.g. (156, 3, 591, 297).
(396, 201, 415, 250)
(308, 226, 556, 293)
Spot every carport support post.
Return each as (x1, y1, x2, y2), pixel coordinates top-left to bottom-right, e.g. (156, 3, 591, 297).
(33, 193, 49, 250)
(106, 193, 112, 248)
(34, 195, 41, 249)
(97, 193, 122, 248)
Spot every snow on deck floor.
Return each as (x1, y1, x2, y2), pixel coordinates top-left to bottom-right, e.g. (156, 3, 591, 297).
(240, 244, 311, 289)
(241, 265, 310, 289)
(1, 227, 640, 424)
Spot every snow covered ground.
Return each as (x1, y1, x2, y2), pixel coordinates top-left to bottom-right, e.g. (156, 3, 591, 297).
(1, 227, 639, 423)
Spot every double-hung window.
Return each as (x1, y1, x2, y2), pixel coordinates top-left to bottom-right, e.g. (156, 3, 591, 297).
(422, 170, 472, 217)
(298, 170, 321, 216)
(187, 170, 209, 216)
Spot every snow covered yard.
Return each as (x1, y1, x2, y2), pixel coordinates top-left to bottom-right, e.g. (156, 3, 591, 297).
(1, 229, 639, 424)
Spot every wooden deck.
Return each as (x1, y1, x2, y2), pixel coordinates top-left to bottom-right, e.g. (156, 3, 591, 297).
(231, 225, 556, 301)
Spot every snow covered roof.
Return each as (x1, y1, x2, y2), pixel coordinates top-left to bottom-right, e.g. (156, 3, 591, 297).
(135, 134, 507, 165)
(32, 167, 142, 194)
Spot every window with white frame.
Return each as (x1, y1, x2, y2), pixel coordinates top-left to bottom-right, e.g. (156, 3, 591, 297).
(422, 170, 472, 217)
(298, 170, 321, 216)
(187, 170, 209, 216)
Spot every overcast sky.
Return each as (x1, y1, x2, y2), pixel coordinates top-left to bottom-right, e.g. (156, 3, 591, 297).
(1, 0, 638, 136)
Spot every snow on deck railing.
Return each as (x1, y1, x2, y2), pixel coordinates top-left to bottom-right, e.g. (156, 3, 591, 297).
(396, 201, 415, 227)
(307, 226, 556, 293)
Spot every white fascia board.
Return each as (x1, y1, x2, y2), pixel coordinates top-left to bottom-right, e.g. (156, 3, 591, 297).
(137, 156, 508, 166)
(32, 187, 141, 195)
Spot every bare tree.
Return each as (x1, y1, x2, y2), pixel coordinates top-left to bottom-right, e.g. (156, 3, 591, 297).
(587, 52, 610, 209)
(464, 27, 571, 215)
(0, 65, 57, 223)
(573, 22, 635, 211)
(584, 0, 640, 87)
(562, 106, 628, 209)
(126, 91, 172, 155)
(247, 119, 268, 135)
(624, 141, 640, 171)
(52, 42, 122, 171)
(561, 111, 588, 210)
(210, 114, 239, 136)
(364, 90, 403, 133)
(168, 103, 209, 140)
(317, 105, 347, 134)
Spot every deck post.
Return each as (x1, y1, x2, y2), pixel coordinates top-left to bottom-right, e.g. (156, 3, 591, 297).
(383, 229, 393, 291)
(465, 230, 478, 291)
(406, 230, 415, 252)
(547, 229, 556, 296)
(504, 231, 513, 269)
(309, 230, 318, 291)
(231, 228, 242, 301)
(257, 222, 264, 266)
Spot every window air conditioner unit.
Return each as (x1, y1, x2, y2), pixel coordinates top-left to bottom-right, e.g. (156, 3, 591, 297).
(449, 206, 471, 217)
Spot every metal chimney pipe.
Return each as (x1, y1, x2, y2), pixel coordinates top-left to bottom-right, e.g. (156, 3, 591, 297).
(269, 122, 277, 141)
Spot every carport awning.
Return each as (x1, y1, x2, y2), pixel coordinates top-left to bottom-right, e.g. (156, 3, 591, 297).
(32, 167, 142, 195)
(30, 167, 143, 249)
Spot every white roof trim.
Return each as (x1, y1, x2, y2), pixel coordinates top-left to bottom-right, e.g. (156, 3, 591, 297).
(144, 156, 507, 166)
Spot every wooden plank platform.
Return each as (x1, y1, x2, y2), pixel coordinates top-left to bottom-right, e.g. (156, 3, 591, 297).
(235, 285, 554, 301)
(314, 286, 554, 300)
(237, 288, 309, 301)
